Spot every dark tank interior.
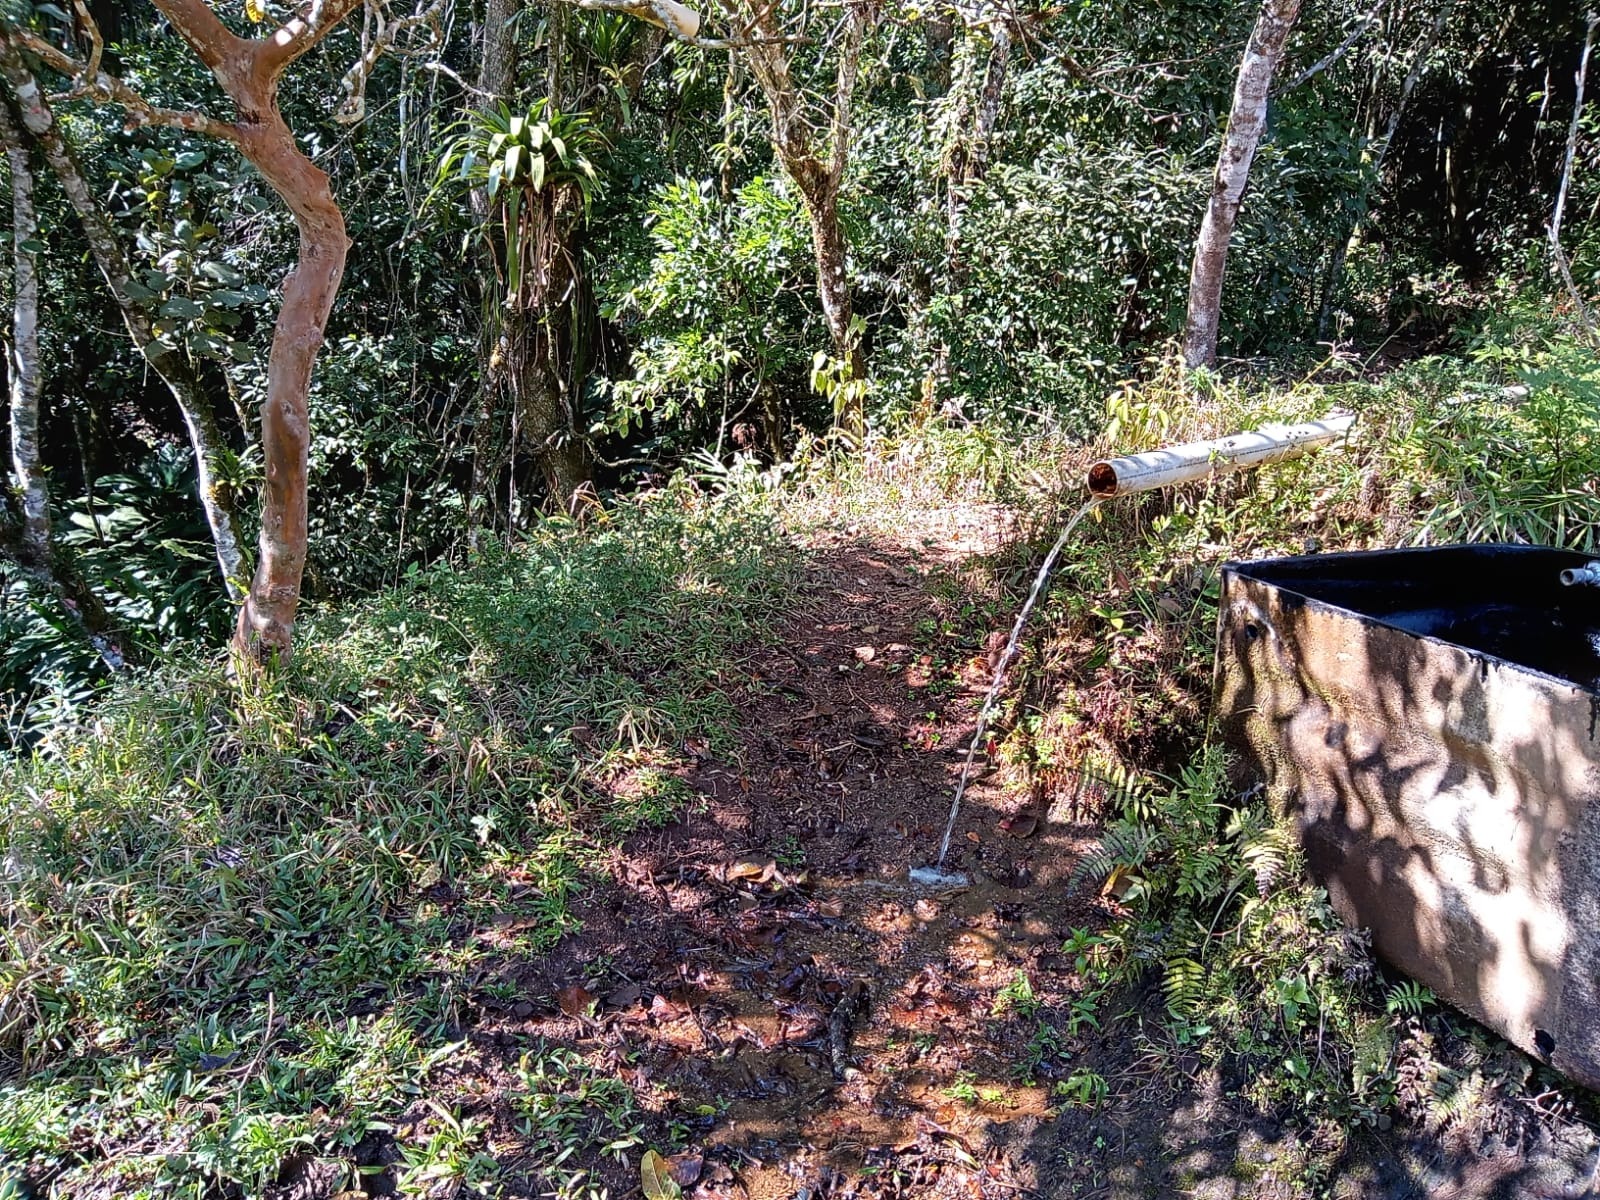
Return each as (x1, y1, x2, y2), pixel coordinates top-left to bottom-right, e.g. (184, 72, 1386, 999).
(1227, 544, 1600, 693)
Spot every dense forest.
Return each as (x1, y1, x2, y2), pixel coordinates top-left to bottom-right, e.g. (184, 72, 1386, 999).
(3, 0, 1600, 1195)
(0, 0, 1593, 712)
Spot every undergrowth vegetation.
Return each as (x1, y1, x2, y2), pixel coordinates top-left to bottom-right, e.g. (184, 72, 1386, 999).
(3, 307, 1599, 1196)
(978, 307, 1600, 1169)
(0, 482, 793, 1198)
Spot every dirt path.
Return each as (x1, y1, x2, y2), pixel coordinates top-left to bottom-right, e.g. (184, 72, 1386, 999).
(435, 504, 1110, 1198)
(431, 505, 1599, 1200)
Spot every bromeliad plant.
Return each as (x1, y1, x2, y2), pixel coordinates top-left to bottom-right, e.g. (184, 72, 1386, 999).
(434, 101, 605, 313)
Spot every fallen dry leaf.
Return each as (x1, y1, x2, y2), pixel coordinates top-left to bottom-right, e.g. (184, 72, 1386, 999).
(725, 856, 777, 883)
(604, 982, 643, 1010)
(999, 814, 1038, 838)
(667, 1153, 704, 1186)
(556, 984, 596, 1018)
(854, 645, 877, 663)
(641, 1150, 681, 1200)
(649, 993, 688, 1021)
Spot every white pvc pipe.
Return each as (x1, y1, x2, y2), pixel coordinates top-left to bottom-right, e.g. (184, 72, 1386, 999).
(1087, 413, 1356, 499)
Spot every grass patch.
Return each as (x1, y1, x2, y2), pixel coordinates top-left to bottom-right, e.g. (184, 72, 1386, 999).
(0, 481, 796, 1198)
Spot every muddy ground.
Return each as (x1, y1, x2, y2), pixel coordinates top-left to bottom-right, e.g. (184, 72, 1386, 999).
(385, 506, 1599, 1200)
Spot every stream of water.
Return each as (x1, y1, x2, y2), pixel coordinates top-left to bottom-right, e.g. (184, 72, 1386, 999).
(919, 499, 1102, 878)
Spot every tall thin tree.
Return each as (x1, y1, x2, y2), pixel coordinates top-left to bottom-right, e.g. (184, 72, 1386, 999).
(0, 33, 248, 599)
(0, 95, 46, 568)
(1182, 0, 1302, 369)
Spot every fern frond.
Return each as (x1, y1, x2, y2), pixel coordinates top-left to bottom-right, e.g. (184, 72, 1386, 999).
(1057, 756, 1149, 820)
(1426, 1067, 1483, 1131)
(1163, 955, 1206, 1020)
(1069, 818, 1163, 894)
(1238, 822, 1295, 897)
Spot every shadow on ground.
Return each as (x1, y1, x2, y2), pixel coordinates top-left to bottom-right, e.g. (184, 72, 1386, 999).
(357, 509, 1600, 1200)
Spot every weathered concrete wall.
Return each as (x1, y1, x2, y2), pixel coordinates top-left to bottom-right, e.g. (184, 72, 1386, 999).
(1214, 549, 1600, 1090)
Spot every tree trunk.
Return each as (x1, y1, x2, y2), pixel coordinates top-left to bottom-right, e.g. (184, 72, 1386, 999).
(790, 178, 864, 438)
(521, 346, 590, 502)
(230, 109, 349, 663)
(467, 0, 520, 542)
(1550, 11, 1600, 347)
(0, 36, 247, 597)
(1182, 0, 1302, 369)
(0, 95, 125, 670)
(480, 0, 518, 100)
(0, 95, 47, 568)
(742, 0, 869, 439)
(965, 23, 1010, 190)
(944, 22, 1010, 277)
(519, 205, 591, 504)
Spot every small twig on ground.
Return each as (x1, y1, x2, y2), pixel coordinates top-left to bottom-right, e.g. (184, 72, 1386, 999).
(827, 979, 869, 1079)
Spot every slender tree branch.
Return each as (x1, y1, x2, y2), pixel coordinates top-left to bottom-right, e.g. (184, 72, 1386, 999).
(9, 25, 242, 141)
(825, 0, 867, 184)
(1551, 11, 1600, 348)
(259, 0, 369, 73)
(1552, 11, 1597, 248)
(69, 0, 103, 81)
(1274, 2, 1380, 95)
(136, 0, 244, 76)
(335, 0, 446, 124)
(570, 0, 803, 47)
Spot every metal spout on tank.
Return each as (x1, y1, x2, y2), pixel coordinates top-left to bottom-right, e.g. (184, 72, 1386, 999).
(1560, 561, 1600, 587)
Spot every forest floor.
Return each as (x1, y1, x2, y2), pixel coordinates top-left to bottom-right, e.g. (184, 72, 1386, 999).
(388, 500, 1599, 1200)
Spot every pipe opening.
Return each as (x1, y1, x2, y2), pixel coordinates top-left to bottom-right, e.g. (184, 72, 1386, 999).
(1086, 461, 1119, 497)
(1562, 569, 1580, 586)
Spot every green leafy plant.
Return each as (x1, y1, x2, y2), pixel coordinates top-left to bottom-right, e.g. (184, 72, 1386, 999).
(434, 101, 605, 311)
(1054, 1069, 1109, 1109)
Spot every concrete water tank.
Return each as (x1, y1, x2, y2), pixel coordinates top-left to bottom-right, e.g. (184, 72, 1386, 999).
(1214, 544, 1600, 1089)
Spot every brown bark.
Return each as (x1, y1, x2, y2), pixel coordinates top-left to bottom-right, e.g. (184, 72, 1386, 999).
(480, 0, 519, 100)
(232, 116, 347, 663)
(0, 33, 247, 598)
(1182, 0, 1302, 369)
(735, 0, 870, 437)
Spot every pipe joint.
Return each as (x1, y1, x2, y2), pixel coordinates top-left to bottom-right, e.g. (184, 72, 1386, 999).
(1560, 562, 1600, 587)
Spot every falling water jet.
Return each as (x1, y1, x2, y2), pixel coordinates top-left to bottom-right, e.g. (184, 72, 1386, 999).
(909, 412, 1356, 889)
(910, 499, 1103, 887)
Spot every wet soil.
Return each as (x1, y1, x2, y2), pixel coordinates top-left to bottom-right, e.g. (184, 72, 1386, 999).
(419, 506, 1599, 1200)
